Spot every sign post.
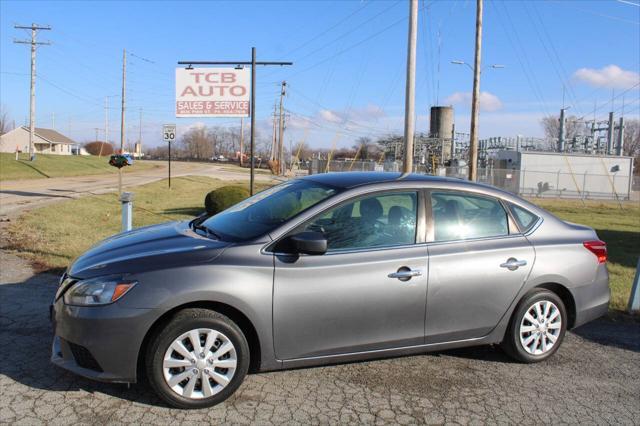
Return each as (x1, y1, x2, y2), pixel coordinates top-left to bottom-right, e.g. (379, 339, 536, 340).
(177, 51, 292, 195)
(163, 124, 176, 189)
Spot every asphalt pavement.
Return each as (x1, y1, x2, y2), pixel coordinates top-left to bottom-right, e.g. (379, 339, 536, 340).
(0, 249, 638, 425)
(0, 165, 638, 424)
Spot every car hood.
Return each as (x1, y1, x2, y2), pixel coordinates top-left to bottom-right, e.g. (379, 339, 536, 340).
(68, 221, 230, 279)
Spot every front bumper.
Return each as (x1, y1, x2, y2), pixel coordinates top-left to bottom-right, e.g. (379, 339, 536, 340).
(50, 298, 156, 383)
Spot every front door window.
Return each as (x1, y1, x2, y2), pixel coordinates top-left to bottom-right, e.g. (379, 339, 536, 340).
(297, 191, 418, 251)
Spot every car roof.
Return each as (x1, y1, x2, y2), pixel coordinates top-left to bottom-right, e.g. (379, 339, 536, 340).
(300, 172, 461, 189)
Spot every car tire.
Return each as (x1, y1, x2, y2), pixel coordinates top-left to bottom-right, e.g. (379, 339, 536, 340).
(501, 289, 567, 363)
(146, 308, 250, 409)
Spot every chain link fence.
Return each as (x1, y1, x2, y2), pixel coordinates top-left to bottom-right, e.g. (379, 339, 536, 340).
(301, 159, 635, 201)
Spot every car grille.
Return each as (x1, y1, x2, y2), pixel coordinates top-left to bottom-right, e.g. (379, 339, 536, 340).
(66, 340, 103, 372)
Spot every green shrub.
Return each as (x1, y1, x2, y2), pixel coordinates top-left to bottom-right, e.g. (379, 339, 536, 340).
(204, 185, 250, 215)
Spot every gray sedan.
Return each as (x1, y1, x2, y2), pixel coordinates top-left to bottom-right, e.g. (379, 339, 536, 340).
(51, 172, 610, 409)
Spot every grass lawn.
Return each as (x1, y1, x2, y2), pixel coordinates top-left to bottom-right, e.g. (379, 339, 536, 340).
(6, 176, 264, 271)
(0, 152, 158, 181)
(530, 198, 640, 312)
(6, 177, 639, 313)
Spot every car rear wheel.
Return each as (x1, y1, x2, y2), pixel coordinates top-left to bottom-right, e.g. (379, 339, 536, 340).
(146, 308, 250, 409)
(502, 289, 567, 363)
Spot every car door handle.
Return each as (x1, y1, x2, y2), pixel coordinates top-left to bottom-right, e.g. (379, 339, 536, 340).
(388, 268, 422, 281)
(500, 258, 527, 271)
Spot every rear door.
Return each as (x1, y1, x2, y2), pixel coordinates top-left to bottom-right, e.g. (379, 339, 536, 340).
(425, 190, 535, 343)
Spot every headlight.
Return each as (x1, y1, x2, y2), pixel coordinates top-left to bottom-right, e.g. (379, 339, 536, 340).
(63, 277, 137, 306)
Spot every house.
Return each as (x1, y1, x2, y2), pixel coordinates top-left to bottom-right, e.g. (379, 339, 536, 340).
(0, 127, 76, 155)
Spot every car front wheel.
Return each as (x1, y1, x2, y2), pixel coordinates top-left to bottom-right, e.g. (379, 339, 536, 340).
(146, 308, 250, 409)
(502, 289, 567, 363)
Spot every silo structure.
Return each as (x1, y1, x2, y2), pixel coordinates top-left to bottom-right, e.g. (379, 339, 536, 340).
(429, 106, 454, 161)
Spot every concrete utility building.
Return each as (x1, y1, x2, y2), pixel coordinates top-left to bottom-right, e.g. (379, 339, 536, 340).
(0, 127, 76, 155)
(487, 150, 634, 200)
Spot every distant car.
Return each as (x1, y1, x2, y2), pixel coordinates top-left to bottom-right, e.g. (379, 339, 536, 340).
(51, 172, 609, 409)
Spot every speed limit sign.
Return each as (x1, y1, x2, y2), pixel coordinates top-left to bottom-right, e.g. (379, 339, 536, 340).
(163, 124, 176, 142)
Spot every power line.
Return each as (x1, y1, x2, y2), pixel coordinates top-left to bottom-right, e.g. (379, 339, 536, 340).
(281, 1, 373, 58)
(492, 1, 551, 117)
(38, 74, 103, 106)
(578, 82, 640, 119)
(566, 4, 640, 25)
(292, 1, 402, 66)
(526, 2, 582, 116)
(288, 85, 398, 134)
(286, 5, 425, 80)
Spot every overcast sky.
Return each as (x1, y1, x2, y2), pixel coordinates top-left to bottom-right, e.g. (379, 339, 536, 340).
(1, 0, 639, 150)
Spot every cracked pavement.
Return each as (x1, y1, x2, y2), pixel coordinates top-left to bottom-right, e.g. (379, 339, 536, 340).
(1, 249, 639, 424)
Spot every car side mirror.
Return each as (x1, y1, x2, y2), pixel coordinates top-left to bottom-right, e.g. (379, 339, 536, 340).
(289, 231, 327, 255)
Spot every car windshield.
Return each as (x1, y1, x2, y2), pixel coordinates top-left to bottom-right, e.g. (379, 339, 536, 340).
(201, 179, 340, 242)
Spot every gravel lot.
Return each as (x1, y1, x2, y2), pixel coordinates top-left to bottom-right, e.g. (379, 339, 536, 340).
(1, 250, 639, 425)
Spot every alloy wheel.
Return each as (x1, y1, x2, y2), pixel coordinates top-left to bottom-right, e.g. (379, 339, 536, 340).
(162, 328, 237, 399)
(519, 300, 562, 356)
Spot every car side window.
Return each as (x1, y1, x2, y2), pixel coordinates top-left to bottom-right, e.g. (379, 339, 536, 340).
(298, 191, 418, 251)
(508, 203, 539, 233)
(431, 192, 508, 242)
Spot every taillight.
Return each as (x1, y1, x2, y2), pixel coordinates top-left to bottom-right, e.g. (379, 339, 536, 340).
(583, 240, 607, 264)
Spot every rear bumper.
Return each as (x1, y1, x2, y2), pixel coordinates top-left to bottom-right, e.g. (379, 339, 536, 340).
(572, 265, 610, 328)
(50, 299, 156, 383)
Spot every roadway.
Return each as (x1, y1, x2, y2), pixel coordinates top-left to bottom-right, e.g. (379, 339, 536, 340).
(0, 161, 279, 217)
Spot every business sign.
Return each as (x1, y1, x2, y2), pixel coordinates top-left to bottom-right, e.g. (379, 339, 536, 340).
(176, 67, 250, 117)
(163, 124, 176, 142)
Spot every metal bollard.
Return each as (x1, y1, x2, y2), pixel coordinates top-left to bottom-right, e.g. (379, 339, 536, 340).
(120, 192, 134, 232)
(628, 258, 640, 313)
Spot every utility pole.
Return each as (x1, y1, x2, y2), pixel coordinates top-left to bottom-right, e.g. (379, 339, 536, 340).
(51, 112, 55, 130)
(607, 111, 615, 155)
(179, 49, 292, 195)
(94, 127, 100, 142)
(468, 0, 483, 181)
(14, 23, 51, 161)
(278, 81, 287, 175)
(403, 0, 418, 174)
(558, 108, 566, 152)
(119, 49, 127, 195)
(271, 103, 278, 161)
(138, 108, 142, 159)
(104, 97, 109, 146)
(616, 117, 624, 156)
(239, 117, 244, 166)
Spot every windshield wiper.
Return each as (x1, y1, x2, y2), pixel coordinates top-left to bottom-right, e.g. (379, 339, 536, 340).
(191, 221, 222, 240)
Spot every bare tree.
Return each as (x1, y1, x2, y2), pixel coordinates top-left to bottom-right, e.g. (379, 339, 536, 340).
(84, 141, 114, 156)
(180, 126, 212, 160)
(540, 115, 587, 141)
(0, 105, 12, 136)
(621, 118, 640, 161)
(621, 119, 639, 156)
(145, 145, 170, 160)
(353, 136, 379, 160)
(291, 141, 312, 161)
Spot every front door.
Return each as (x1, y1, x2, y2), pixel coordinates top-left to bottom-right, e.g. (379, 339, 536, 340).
(425, 190, 535, 343)
(273, 190, 428, 360)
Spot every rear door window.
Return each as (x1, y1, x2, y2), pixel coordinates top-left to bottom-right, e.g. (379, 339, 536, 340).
(508, 203, 539, 233)
(431, 192, 509, 242)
